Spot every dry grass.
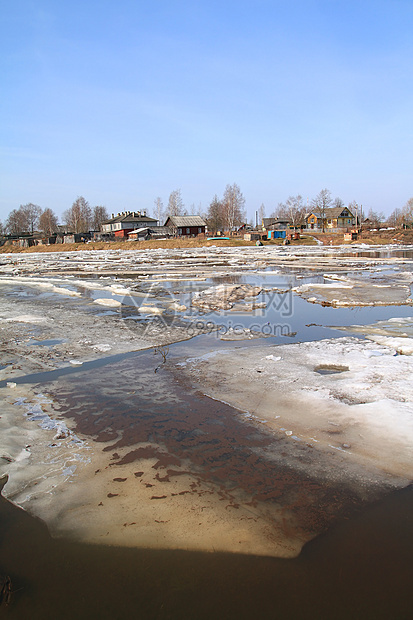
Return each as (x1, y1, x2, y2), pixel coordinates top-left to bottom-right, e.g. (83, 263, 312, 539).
(0, 235, 318, 254)
(311, 229, 413, 246)
(5, 228, 411, 254)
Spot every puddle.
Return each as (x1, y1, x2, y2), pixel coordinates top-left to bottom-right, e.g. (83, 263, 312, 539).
(1, 476, 412, 619)
(315, 364, 349, 375)
(27, 339, 65, 347)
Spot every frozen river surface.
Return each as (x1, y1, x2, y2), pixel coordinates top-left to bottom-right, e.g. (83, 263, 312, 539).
(1, 243, 413, 560)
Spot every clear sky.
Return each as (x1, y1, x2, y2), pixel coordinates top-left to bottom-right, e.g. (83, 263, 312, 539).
(1, 0, 412, 223)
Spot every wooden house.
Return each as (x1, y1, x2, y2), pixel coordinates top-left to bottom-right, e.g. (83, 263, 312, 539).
(304, 206, 355, 231)
(164, 216, 206, 237)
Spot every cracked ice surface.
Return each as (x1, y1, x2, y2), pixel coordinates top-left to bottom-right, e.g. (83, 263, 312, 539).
(181, 337, 413, 481)
(294, 271, 413, 306)
(330, 316, 413, 355)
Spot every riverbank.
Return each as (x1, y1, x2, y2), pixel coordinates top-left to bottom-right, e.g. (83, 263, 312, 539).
(2, 226, 413, 254)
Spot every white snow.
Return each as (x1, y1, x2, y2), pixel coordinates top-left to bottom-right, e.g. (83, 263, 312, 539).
(93, 298, 122, 307)
(182, 336, 413, 480)
(331, 317, 413, 355)
(92, 344, 112, 353)
(139, 305, 164, 314)
(4, 314, 50, 324)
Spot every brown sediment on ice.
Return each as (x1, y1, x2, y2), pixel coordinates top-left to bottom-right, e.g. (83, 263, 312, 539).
(0, 350, 387, 559)
(11, 341, 413, 558)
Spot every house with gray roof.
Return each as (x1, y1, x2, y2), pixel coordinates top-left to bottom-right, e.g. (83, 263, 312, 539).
(164, 215, 206, 237)
(101, 211, 158, 238)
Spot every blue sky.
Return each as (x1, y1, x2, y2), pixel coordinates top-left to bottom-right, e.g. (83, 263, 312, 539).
(1, 0, 412, 222)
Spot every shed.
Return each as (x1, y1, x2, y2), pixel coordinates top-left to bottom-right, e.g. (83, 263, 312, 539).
(267, 230, 286, 239)
(127, 227, 152, 240)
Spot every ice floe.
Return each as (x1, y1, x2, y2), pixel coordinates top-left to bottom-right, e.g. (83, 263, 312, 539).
(93, 298, 122, 307)
(182, 336, 413, 481)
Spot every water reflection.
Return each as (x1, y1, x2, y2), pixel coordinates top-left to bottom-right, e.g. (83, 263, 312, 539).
(1, 483, 412, 619)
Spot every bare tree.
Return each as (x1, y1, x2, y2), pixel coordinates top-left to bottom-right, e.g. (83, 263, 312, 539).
(206, 195, 224, 234)
(222, 183, 246, 230)
(39, 208, 59, 236)
(401, 197, 413, 228)
(366, 208, 385, 228)
(22, 203, 42, 233)
(269, 204, 282, 219)
(5, 203, 41, 234)
(311, 189, 333, 233)
(189, 201, 203, 216)
(387, 208, 402, 228)
(333, 197, 344, 209)
(278, 195, 305, 229)
(92, 205, 109, 230)
(166, 189, 184, 217)
(258, 203, 266, 226)
(63, 196, 92, 233)
(5, 208, 27, 234)
(154, 197, 164, 224)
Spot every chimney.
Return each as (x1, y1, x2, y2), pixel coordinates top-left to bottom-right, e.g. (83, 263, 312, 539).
(111, 213, 114, 219)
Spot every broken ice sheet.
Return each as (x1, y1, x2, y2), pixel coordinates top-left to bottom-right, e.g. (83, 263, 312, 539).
(331, 317, 413, 355)
(294, 272, 413, 307)
(181, 336, 413, 481)
(191, 283, 262, 311)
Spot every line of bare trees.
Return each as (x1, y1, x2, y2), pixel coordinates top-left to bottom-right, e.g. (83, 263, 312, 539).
(2, 190, 412, 237)
(1, 197, 109, 236)
(153, 185, 246, 234)
(387, 198, 413, 229)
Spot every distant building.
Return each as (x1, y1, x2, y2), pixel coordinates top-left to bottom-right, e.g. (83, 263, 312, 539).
(164, 216, 206, 237)
(262, 217, 291, 231)
(261, 217, 278, 230)
(101, 211, 158, 238)
(304, 206, 355, 231)
(127, 226, 172, 241)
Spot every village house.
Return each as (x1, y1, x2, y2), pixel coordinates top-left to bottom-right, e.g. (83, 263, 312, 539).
(262, 217, 291, 231)
(261, 217, 277, 231)
(127, 226, 172, 241)
(304, 206, 355, 231)
(101, 211, 158, 238)
(164, 215, 206, 237)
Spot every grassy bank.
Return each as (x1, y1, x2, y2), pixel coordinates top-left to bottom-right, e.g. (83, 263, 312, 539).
(0, 235, 318, 254)
(2, 228, 412, 254)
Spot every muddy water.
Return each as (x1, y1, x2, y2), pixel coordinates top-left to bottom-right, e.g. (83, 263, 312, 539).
(2, 347, 412, 617)
(1, 482, 412, 619)
(43, 351, 373, 535)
